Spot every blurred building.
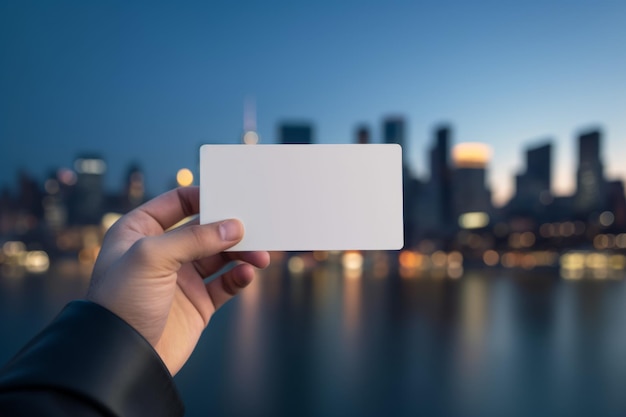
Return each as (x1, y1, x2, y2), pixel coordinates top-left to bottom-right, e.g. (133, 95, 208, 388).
(418, 125, 453, 238)
(383, 116, 406, 164)
(17, 171, 43, 218)
(382, 116, 416, 247)
(574, 129, 606, 217)
(355, 125, 370, 144)
(12, 171, 44, 235)
(607, 180, 626, 230)
(451, 143, 493, 229)
(430, 125, 453, 227)
(69, 154, 106, 225)
(0, 186, 15, 236)
(279, 123, 313, 144)
(117, 163, 146, 212)
(511, 142, 552, 216)
(42, 171, 67, 231)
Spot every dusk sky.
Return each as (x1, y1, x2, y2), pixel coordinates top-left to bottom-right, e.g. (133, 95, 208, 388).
(2, 1, 626, 205)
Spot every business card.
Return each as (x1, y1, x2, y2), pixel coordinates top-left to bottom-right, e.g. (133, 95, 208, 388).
(200, 144, 404, 251)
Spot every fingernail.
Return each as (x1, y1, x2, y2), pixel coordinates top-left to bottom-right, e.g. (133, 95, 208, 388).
(219, 220, 241, 241)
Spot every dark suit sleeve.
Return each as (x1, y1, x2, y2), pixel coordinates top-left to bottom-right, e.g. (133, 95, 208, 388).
(0, 300, 184, 417)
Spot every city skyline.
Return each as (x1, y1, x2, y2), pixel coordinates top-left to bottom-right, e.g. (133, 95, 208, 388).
(2, 2, 626, 205)
(0, 118, 622, 210)
(2, 119, 625, 280)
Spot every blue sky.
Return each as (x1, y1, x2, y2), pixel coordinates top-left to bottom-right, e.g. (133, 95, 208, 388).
(1, 1, 626, 205)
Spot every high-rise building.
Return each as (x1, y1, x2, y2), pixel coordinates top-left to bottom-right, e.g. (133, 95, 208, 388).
(514, 142, 552, 212)
(574, 129, 606, 216)
(42, 171, 67, 231)
(17, 170, 43, 219)
(607, 180, 626, 230)
(451, 143, 493, 228)
(430, 125, 453, 225)
(123, 163, 145, 210)
(526, 143, 551, 191)
(382, 116, 413, 246)
(382, 116, 406, 164)
(355, 125, 370, 144)
(279, 123, 313, 144)
(0, 186, 13, 236)
(69, 154, 106, 224)
(383, 117, 404, 145)
(417, 125, 453, 237)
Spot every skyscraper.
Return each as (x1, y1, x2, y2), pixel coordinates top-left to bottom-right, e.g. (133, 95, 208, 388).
(607, 180, 626, 230)
(451, 143, 493, 228)
(42, 170, 67, 231)
(429, 125, 453, 226)
(383, 117, 404, 144)
(69, 154, 106, 224)
(383, 116, 412, 245)
(526, 143, 551, 191)
(123, 163, 145, 210)
(513, 142, 552, 212)
(382, 116, 406, 163)
(355, 125, 370, 144)
(574, 129, 606, 216)
(417, 124, 453, 238)
(279, 123, 313, 144)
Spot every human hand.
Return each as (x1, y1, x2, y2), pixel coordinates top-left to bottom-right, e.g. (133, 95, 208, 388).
(86, 187, 270, 375)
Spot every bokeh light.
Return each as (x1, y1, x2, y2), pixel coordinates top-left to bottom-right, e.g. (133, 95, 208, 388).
(176, 168, 194, 187)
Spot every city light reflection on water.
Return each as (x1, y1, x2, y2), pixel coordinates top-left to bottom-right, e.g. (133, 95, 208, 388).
(183, 259, 626, 417)
(2, 259, 626, 416)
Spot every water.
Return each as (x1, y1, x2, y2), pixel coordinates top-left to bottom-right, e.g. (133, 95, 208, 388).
(1, 261, 626, 417)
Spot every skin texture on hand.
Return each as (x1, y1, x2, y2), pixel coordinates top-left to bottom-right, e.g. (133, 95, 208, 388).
(86, 187, 270, 375)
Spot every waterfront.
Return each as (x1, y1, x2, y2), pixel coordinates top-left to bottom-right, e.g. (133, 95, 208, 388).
(1, 259, 626, 417)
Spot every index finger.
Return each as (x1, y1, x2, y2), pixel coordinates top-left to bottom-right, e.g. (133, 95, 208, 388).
(123, 186, 200, 234)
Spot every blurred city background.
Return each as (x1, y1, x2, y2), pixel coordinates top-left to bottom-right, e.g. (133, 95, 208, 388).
(2, 1, 626, 416)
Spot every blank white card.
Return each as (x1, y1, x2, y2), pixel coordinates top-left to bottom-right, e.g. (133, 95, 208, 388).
(200, 144, 404, 251)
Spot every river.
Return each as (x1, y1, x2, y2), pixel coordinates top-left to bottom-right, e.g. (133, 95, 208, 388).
(1, 258, 625, 417)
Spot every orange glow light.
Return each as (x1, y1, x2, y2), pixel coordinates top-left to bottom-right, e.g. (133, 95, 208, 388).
(452, 142, 492, 169)
(399, 250, 421, 269)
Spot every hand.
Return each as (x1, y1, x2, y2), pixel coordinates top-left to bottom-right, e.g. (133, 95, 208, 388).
(86, 186, 270, 375)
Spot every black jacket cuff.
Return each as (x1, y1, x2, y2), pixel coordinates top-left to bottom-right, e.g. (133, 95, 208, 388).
(0, 300, 184, 417)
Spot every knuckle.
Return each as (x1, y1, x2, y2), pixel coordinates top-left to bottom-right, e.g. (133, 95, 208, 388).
(188, 225, 211, 248)
(130, 238, 156, 261)
(221, 274, 239, 296)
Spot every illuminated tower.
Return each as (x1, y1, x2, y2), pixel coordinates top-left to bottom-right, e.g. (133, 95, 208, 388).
(242, 96, 259, 145)
(452, 143, 493, 228)
(574, 129, 606, 216)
